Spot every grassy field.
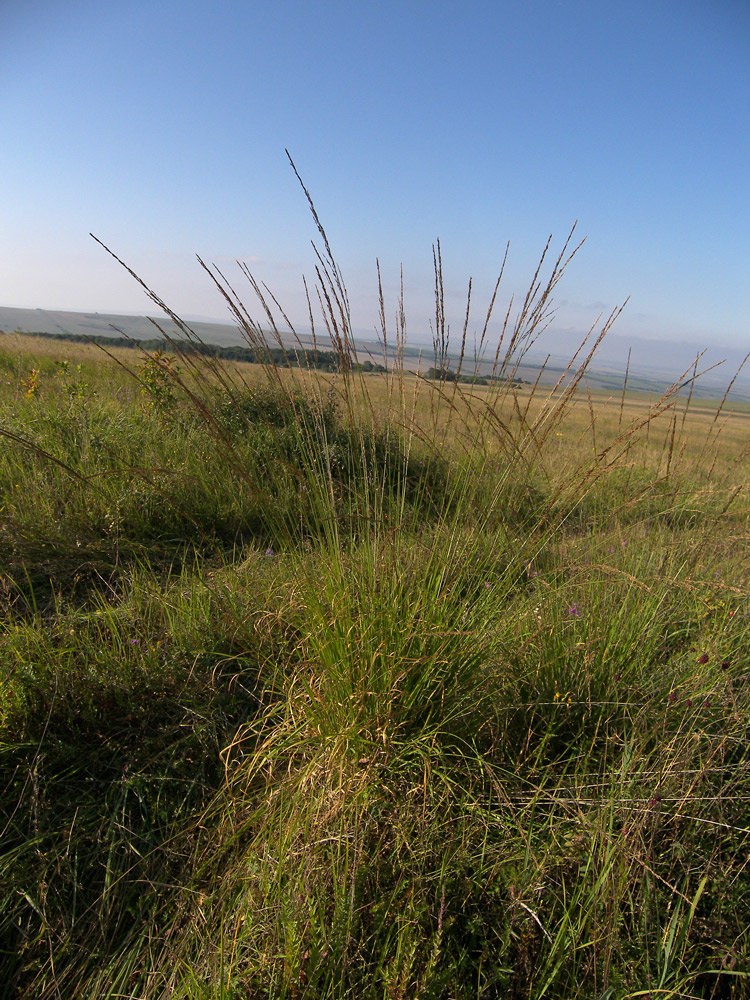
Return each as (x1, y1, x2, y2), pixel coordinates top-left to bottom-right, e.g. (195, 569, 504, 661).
(1, 236, 749, 1000)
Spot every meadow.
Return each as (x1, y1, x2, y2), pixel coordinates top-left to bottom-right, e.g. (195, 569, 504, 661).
(0, 229, 749, 999)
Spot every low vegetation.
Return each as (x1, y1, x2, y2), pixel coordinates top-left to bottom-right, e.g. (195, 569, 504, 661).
(1, 206, 749, 998)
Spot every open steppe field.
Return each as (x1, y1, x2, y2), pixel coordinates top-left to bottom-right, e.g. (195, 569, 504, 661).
(1, 328, 749, 999)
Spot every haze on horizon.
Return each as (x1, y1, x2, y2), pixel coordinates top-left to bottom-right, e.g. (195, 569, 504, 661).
(1, 0, 748, 356)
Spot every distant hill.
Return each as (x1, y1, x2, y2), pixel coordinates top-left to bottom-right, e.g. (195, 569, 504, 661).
(1, 305, 748, 400)
(0, 305, 253, 350)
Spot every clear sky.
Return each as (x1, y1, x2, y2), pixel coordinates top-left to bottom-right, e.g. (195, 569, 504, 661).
(1, 0, 748, 352)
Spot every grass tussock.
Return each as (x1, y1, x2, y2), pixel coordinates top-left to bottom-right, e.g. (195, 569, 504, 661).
(1, 183, 749, 998)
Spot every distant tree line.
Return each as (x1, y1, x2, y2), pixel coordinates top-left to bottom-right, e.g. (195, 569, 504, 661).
(14, 329, 387, 374)
(425, 366, 528, 387)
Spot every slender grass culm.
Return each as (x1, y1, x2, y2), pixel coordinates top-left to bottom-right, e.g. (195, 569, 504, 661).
(0, 163, 749, 999)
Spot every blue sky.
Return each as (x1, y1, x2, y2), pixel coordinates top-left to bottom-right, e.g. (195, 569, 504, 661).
(1, 0, 748, 352)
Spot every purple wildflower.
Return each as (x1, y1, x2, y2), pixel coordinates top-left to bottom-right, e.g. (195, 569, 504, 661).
(567, 602, 582, 618)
